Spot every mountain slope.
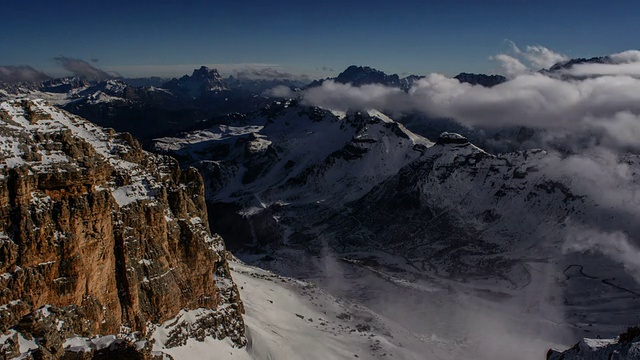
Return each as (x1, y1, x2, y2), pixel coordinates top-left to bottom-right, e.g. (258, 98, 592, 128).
(150, 259, 447, 360)
(0, 68, 277, 144)
(154, 100, 432, 249)
(157, 102, 640, 358)
(547, 327, 640, 360)
(0, 99, 244, 358)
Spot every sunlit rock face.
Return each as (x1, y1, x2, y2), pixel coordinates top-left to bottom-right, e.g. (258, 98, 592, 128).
(0, 99, 245, 358)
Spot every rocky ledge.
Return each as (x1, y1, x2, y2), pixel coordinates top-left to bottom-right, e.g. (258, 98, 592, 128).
(0, 99, 245, 359)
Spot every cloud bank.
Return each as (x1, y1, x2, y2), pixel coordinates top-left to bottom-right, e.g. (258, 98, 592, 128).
(235, 67, 310, 82)
(263, 85, 298, 98)
(0, 65, 51, 83)
(491, 42, 569, 76)
(564, 227, 640, 284)
(290, 45, 640, 150)
(296, 47, 640, 284)
(562, 50, 640, 77)
(54, 57, 118, 80)
(511, 42, 569, 70)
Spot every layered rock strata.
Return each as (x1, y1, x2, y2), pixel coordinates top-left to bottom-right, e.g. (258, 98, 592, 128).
(0, 99, 244, 358)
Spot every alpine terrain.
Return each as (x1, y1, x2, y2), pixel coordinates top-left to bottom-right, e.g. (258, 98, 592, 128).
(2, 55, 640, 360)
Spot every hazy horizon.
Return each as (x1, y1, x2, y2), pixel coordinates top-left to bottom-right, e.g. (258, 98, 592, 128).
(2, 0, 640, 80)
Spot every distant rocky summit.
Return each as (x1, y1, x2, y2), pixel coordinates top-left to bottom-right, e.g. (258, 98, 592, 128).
(0, 99, 245, 358)
(307, 65, 422, 91)
(453, 72, 507, 87)
(162, 66, 230, 99)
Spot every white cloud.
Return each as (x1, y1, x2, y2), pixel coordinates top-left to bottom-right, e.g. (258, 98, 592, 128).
(518, 45, 569, 69)
(105, 63, 312, 79)
(263, 85, 297, 98)
(490, 54, 529, 77)
(303, 81, 407, 112)
(299, 49, 640, 150)
(540, 148, 640, 214)
(562, 61, 640, 77)
(609, 50, 640, 63)
(586, 112, 640, 148)
(564, 227, 640, 284)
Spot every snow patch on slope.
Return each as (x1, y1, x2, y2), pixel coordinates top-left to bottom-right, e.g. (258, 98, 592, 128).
(151, 260, 445, 360)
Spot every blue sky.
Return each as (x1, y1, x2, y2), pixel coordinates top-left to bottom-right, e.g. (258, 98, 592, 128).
(1, 0, 639, 78)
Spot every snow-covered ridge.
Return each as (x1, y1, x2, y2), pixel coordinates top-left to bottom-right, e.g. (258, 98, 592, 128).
(0, 79, 128, 106)
(154, 102, 434, 207)
(0, 99, 167, 207)
(150, 260, 441, 360)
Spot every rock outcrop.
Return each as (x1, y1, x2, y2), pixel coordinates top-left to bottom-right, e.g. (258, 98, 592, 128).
(547, 327, 640, 360)
(0, 99, 244, 358)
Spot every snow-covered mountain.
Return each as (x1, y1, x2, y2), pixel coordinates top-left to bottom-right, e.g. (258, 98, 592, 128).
(0, 68, 282, 144)
(155, 100, 640, 359)
(0, 98, 473, 360)
(154, 100, 432, 249)
(4, 64, 640, 358)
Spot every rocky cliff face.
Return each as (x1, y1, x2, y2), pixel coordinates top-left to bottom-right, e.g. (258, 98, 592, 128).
(0, 99, 244, 358)
(156, 103, 640, 349)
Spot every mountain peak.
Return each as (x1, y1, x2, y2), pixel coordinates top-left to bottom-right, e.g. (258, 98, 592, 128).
(547, 56, 610, 72)
(162, 66, 229, 98)
(306, 65, 420, 90)
(454, 72, 507, 87)
(192, 65, 222, 77)
(335, 65, 401, 87)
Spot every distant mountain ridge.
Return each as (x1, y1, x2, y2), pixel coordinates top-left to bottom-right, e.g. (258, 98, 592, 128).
(308, 65, 421, 90)
(0, 67, 281, 144)
(162, 66, 230, 99)
(546, 56, 611, 73)
(454, 72, 507, 87)
(308, 65, 506, 91)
